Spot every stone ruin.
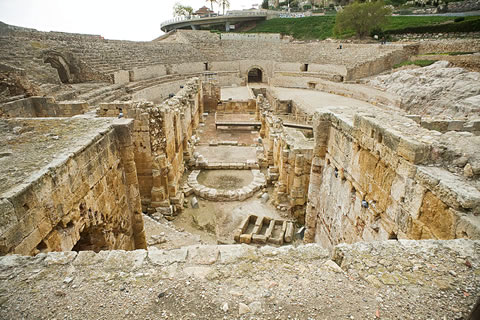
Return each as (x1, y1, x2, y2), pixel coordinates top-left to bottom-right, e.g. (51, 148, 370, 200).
(0, 22, 479, 318)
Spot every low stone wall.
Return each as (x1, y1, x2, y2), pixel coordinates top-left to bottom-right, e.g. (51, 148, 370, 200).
(220, 33, 288, 43)
(187, 169, 266, 201)
(421, 118, 480, 135)
(0, 118, 146, 255)
(416, 39, 480, 55)
(257, 94, 314, 223)
(218, 99, 256, 113)
(345, 47, 411, 81)
(0, 97, 88, 118)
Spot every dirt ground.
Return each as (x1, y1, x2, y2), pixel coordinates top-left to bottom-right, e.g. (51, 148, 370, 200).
(166, 185, 291, 245)
(197, 169, 254, 189)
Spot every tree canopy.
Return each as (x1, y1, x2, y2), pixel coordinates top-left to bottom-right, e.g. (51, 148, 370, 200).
(173, 2, 194, 17)
(219, 0, 230, 14)
(206, 0, 218, 11)
(334, 1, 391, 38)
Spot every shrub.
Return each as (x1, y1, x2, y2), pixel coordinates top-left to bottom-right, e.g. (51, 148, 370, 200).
(334, 1, 392, 38)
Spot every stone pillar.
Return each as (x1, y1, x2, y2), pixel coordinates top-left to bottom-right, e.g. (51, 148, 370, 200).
(304, 114, 330, 243)
(113, 121, 147, 250)
(150, 155, 169, 209)
(225, 22, 231, 32)
(304, 157, 324, 243)
(291, 154, 305, 206)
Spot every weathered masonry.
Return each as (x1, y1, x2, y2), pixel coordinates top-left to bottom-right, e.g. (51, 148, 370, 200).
(0, 118, 146, 254)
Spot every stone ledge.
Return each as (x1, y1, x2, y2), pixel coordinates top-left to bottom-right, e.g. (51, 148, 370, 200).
(0, 243, 330, 270)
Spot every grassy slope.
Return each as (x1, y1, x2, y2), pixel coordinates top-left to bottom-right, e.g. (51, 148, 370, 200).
(247, 16, 336, 39)
(247, 15, 480, 40)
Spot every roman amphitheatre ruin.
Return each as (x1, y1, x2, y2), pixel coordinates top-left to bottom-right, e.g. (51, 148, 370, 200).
(0, 15, 479, 319)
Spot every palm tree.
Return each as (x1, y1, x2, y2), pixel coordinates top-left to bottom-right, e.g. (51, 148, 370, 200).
(219, 0, 230, 15)
(206, 0, 218, 13)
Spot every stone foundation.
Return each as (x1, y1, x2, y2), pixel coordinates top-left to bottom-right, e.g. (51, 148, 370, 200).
(0, 118, 146, 255)
(304, 111, 480, 247)
(188, 169, 266, 201)
(97, 78, 205, 214)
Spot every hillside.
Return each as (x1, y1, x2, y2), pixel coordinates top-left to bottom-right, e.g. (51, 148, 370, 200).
(247, 15, 480, 40)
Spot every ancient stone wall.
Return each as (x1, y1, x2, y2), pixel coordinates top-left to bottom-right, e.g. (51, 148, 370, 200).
(345, 47, 411, 81)
(258, 94, 313, 220)
(220, 33, 289, 43)
(98, 78, 203, 216)
(304, 111, 480, 248)
(0, 118, 146, 255)
(0, 22, 414, 96)
(416, 39, 480, 55)
(0, 97, 88, 118)
(218, 99, 256, 113)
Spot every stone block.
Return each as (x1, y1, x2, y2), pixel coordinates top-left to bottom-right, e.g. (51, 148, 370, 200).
(43, 251, 77, 265)
(187, 245, 219, 265)
(148, 247, 188, 266)
(219, 244, 256, 264)
(239, 233, 252, 244)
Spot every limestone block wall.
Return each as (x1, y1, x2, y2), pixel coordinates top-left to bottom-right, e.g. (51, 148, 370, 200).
(218, 99, 256, 113)
(258, 95, 313, 221)
(0, 97, 88, 118)
(0, 119, 146, 255)
(219, 33, 288, 43)
(132, 79, 187, 103)
(345, 48, 410, 81)
(130, 64, 167, 81)
(304, 112, 480, 248)
(416, 39, 480, 55)
(98, 78, 203, 214)
(420, 119, 480, 135)
(112, 70, 130, 84)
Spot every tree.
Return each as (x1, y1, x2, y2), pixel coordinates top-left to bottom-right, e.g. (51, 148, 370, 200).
(334, 1, 391, 38)
(262, 0, 269, 9)
(219, 0, 230, 14)
(173, 2, 194, 17)
(206, 0, 218, 12)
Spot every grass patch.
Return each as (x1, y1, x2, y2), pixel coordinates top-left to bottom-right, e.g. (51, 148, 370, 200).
(393, 59, 436, 68)
(386, 15, 480, 34)
(421, 51, 475, 56)
(245, 15, 480, 40)
(247, 16, 336, 40)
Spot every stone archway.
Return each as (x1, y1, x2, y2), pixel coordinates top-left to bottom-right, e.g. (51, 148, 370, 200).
(248, 67, 264, 83)
(44, 52, 73, 84)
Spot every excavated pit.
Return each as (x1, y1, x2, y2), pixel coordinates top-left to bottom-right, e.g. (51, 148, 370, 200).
(197, 169, 253, 190)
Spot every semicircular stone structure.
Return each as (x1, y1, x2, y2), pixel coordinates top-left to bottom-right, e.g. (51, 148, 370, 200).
(187, 169, 266, 201)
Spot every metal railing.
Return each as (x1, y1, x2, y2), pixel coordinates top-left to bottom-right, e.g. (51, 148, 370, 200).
(160, 10, 268, 28)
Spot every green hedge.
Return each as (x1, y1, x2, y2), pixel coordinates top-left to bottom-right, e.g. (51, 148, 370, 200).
(393, 60, 436, 68)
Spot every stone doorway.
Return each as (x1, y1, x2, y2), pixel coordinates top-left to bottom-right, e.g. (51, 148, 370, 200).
(44, 55, 72, 84)
(248, 68, 263, 83)
(72, 225, 108, 252)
